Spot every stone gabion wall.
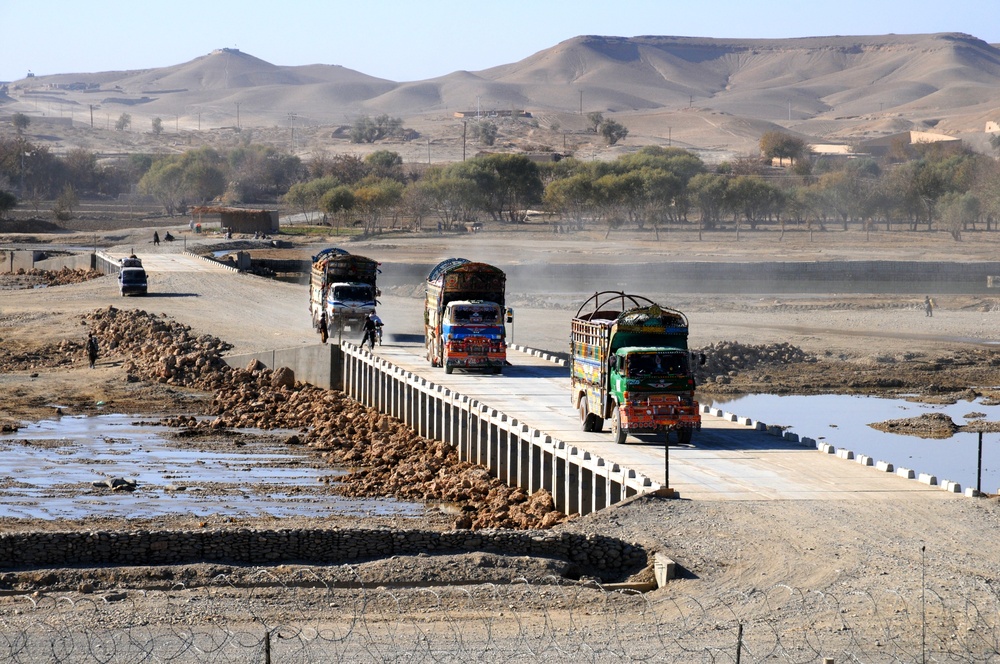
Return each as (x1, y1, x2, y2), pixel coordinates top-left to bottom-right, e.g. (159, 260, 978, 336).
(0, 528, 647, 580)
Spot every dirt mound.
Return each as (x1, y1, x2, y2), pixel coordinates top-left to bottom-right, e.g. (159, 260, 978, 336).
(79, 306, 567, 531)
(868, 412, 960, 439)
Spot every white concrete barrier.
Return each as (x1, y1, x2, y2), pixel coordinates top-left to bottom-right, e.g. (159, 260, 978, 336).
(856, 455, 873, 466)
(896, 467, 915, 479)
(919, 473, 938, 486)
(875, 460, 894, 472)
(783, 431, 799, 443)
(836, 448, 854, 460)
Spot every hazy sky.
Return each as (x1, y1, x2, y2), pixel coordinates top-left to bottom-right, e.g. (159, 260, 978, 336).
(2, 0, 996, 83)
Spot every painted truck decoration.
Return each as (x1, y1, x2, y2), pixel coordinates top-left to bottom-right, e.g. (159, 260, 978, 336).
(118, 255, 147, 296)
(424, 258, 506, 374)
(571, 291, 702, 444)
(309, 248, 380, 341)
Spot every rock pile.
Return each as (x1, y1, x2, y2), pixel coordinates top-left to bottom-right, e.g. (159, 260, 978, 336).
(696, 341, 813, 385)
(80, 307, 567, 531)
(6, 267, 104, 289)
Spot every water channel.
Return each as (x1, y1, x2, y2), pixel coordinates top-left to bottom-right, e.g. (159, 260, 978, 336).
(706, 393, 1000, 494)
(0, 414, 426, 520)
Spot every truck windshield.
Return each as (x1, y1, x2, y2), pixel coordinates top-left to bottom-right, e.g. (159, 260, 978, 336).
(451, 306, 499, 324)
(625, 352, 688, 377)
(333, 285, 372, 301)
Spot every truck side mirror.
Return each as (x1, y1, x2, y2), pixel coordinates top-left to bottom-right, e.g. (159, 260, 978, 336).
(505, 307, 514, 323)
(699, 353, 707, 366)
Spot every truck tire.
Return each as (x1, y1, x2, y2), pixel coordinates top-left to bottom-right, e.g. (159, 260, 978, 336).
(611, 407, 627, 444)
(677, 428, 693, 445)
(445, 365, 454, 374)
(580, 397, 594, 432)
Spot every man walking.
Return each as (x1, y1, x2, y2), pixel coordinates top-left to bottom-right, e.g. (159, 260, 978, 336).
(86, 334, 99, 368)
(924, 296, 934, 318)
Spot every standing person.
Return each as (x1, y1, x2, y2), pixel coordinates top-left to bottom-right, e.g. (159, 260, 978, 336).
(153, 231, 160, 246)
(924, 296, 934, 317)
(319, 310, 329, 344)
(86, 334, 99, 369)
(370, 310, 384, 345)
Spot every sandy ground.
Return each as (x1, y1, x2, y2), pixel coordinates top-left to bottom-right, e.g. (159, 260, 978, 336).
(4, 223, 1000, 657)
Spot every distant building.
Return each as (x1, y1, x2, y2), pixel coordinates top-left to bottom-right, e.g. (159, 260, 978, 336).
(189, 206, 278, 234)
(856, 131, 959, 156)
(454, 110, 532, 119)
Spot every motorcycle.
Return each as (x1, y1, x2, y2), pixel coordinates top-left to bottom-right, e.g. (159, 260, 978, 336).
(363, 322, 383, 351)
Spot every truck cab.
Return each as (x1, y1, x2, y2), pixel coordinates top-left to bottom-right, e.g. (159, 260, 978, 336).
(440, 300, 506, 374)
(325, 282, 377, 331)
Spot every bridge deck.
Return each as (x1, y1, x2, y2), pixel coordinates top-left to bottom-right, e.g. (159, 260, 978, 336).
(374, 343, 950, 502)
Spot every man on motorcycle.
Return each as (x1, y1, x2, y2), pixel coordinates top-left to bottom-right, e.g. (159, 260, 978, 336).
(361, 311, 383, 350)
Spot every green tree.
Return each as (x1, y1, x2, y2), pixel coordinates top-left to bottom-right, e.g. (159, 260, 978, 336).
(139, 161, 186, 215)
(365, 150, 404, 181)
(937, 191, 980, 241)
(151, 117, 163, 136)
(417, 166, 483, 231)
(468, 153, 544, 223)
(352, 178, 404, 235)
(599, 119, 629, 146)
(348, 114, 403, 144)
(469, 120, 498, 146)
(11, 113, 29, 135)
(759, 131, 807, 166)
(285, 177, 341, 223)
(115, 113, 132, 131)
(320, 185, 356, 234)
(724, 176, 783, 233)
(544, 171, 595, 231)
(53, 184, 78, 220)
(688, 173, 729, 230)
(586, 112, 604, 133)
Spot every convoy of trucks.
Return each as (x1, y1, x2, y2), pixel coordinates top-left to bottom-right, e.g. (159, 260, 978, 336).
(570, 291, 702, 444)
(305, 252, 703, 445)
(423, 258, 507, 374)
(118, 255, 147, 296)
(309, 248, 380, 342)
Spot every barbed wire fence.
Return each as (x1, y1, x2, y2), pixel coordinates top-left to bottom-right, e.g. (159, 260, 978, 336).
(2, 567, 1000, 662)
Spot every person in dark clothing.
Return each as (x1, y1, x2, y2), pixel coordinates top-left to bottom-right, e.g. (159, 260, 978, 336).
(153, 231, 160, 246)
(86, 335, 99, 369)
(319, 310, 329, 344)
(361, 312, 381, 350)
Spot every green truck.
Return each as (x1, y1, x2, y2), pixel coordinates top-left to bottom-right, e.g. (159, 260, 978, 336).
(571, 291, 702, 444)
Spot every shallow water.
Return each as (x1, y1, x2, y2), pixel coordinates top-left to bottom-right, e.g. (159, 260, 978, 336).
(706, 393, 1000, 493)
(0, 414, 425, 520)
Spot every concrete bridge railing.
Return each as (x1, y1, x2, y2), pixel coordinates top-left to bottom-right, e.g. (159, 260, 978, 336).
(340, 342, 657, 516)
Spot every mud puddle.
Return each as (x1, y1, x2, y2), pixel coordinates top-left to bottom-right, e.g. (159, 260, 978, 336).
(0, 414, 426, 520)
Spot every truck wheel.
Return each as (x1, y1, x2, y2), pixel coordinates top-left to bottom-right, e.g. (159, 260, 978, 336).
(611, 407, 627, 444)
(445, 365, 454, 374)
(677, 428, 693, 445)
(580, 397, 594, 432)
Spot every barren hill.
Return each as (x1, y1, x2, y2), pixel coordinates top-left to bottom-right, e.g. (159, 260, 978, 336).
(5, 34, 1000, 159)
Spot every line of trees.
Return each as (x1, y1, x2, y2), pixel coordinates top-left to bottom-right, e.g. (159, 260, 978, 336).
(3, 126, 1000, 241)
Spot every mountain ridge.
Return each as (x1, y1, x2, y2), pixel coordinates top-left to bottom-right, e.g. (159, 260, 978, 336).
(5, 34, 1000, 155)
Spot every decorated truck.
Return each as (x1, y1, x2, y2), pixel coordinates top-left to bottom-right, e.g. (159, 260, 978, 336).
(118, 255, 147, 296)
(309, 248, 379, 342)
(571, 291, 702, 444)
(424, 258, 506, 374)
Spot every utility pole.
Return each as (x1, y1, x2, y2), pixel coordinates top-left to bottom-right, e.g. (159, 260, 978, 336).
(579, 90, 583, 115)
(89, 104, 94, 127)
(462, 121, 467, 161)
(235, 102, 241, 130)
